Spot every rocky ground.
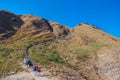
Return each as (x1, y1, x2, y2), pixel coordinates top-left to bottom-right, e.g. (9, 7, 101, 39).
(0, 66, 63, 80)
(96, 46, 120, 80)
(1, 71, 51, 80)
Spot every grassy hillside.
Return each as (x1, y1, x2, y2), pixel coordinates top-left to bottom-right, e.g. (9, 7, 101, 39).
(0, 30, 54, 77)
(0, 29, 113, 77)
(0, 11, 120, 79)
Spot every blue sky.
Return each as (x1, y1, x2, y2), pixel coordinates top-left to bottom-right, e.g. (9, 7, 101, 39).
(0, 0, 120, 37)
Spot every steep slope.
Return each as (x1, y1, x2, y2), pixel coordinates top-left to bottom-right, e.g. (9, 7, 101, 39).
(0, 10, 120, 80)
(0, 10, 71, 78)
(0, 10, 23, 40)
(49, 23, 120, 80)
(20, 14, 53, 36)
(48, 20, 70, 37)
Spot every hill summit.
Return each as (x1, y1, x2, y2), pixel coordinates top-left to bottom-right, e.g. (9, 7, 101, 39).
(0, 10, 120, 80)
(0, 10, 70, 40)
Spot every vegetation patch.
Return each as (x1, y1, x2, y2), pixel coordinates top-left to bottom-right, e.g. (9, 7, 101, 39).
(29, 43, 66, 65)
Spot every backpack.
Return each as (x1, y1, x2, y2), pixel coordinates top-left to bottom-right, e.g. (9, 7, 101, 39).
(33, 67, 36, 71)
(37, 67, 41, 72)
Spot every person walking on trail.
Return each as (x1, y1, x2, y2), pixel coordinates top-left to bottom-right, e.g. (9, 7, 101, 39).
(25, 50, 29, 57)
(27, 60, 34, 69)
(22, 57, 29, 65)
(33, 66, 37, 76)
(22, 50, 29, 65)
(33, 65, 41, 76)
(36, 66, 41, 73)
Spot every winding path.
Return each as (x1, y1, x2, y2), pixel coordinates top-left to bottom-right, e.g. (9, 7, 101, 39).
(1, 38, 58, 80)
(25, 38, 57, 56)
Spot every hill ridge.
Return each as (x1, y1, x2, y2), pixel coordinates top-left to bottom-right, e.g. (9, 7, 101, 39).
(1, 10, 120, 80)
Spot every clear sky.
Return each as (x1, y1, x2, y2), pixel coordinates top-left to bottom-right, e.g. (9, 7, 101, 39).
(0, 0, 120, 37)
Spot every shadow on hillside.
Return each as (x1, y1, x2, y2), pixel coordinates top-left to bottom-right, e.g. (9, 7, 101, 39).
(0, 10, 24, 40)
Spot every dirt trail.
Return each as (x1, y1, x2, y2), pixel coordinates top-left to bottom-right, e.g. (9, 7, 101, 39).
(1, 63, 56, 80)
(1, 70, 52, 80)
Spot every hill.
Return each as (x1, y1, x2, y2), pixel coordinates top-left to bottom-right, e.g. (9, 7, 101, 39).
(0, 10, 120, 80)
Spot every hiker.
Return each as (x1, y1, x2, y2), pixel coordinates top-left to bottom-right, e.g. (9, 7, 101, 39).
(36, 66, 41, 73)
(27, 60, 34, 68)
(33, 66, 37, 76)
(22, 57, 29, 65)
(25, 50, 29, 58)
(33, 65, 41, 76)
